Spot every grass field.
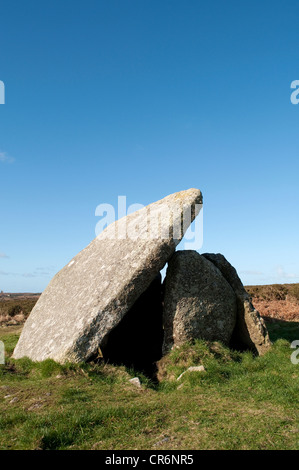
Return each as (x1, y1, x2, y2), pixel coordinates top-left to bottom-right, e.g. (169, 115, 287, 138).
(0, 319, 299, 450)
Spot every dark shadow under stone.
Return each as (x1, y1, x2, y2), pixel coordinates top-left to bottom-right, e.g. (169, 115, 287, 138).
(100, 274, 164, 378)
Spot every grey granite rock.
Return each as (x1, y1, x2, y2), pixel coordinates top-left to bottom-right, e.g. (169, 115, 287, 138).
(202, 253, 271, 355)
(13, 189, 202, 363)
(162, 251, 237, 354)
(129, 377, 142, 388)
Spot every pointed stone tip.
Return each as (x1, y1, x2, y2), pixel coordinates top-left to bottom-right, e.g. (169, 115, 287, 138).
(170, 188, 203, 204)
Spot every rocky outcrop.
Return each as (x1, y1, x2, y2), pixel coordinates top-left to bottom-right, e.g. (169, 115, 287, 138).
(162, 251, 237, 354)
(13, 189, 202, 363)
(12, 186, 270, 367)
(202, 253, 271, 354)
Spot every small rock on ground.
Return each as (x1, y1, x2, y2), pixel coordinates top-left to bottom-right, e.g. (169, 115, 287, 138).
(129, 377, 142, 388)
(177, 365, 205, 381)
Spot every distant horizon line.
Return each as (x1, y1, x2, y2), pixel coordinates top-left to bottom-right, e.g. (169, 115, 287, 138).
(1, 280, 299, 295)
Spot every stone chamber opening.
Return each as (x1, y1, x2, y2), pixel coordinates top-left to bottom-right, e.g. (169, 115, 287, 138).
(99, 274, 164, 379)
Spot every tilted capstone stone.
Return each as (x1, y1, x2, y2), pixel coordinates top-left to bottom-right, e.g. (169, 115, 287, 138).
(13, 188, 203, 363)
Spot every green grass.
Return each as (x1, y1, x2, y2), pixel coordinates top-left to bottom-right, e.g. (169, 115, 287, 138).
(0, 322, 298, 450)
(266, 319, 299, 343)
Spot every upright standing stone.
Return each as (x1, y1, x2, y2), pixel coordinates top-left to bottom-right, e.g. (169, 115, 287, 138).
(13, 189, 202, 363)
(162, 251, 237, 354)
(202, 253, 271, 354)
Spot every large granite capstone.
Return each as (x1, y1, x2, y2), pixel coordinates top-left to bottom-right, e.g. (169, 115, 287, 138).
(13, 189, 202, 363)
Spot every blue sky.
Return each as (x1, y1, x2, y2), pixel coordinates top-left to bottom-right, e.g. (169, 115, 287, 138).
(1, 0, 299, 292)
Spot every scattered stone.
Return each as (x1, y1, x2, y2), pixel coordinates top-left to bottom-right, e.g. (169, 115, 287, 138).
(202, 253, 271, 354)
(154, 436, 170, 447)
(9, 397, 19, 404)
(176, 365, 205, 381)
(162, 251, 237, 354)
(129, 377, 142, 388)
(13, 189, 202, 363)
(28, 403, 42, 411)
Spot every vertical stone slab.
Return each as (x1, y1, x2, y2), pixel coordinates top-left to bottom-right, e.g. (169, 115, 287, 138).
(162, 251, 237, 354)
(202, 253, 271, 355)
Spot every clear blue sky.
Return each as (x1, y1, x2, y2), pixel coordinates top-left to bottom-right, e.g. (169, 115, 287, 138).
(1, 0, 299, 292)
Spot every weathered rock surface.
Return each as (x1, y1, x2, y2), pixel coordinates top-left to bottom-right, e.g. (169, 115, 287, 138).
(202, 253, 271, 355)
(162, 251, 237, 354)
(13, 189, 202, 363)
